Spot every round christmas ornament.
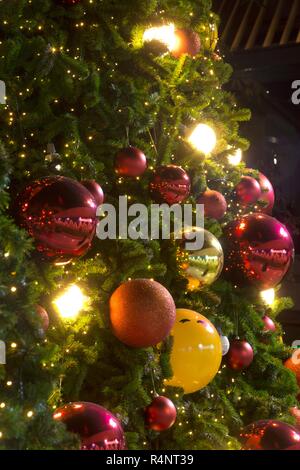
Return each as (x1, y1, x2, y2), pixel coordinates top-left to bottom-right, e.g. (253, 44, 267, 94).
(172, 29, 201, 58)
(262, 315, 276, 333)
(197, 189, 227, 220)
(53, 402, 126, 450)
(165, 309, 222, 394)
(149, 165, 190, 205)
(81, 180, 104, 206)
(15, 176, 97, 264)
(177, 227, 224, 291)
(258, 172, 275, 214)
(227, 339, 254, 371)
(220, 334, 230, 356)
(224, 213, 294, 289)
(235, 176, 261, 206)
(240, 420, 300, 450)
(35, 305, 49, 332)
(114, 146, 147, 177)
(109, 279, 176, 348)
(284, 356, 300, 387)
(145, 396, 177, 431)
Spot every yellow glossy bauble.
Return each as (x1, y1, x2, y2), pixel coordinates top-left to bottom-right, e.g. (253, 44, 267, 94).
(165, 309, 222, 394)
(177, 227, 224, 291)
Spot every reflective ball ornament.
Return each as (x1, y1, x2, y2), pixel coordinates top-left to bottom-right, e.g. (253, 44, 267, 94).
(240, 420, 300, 450)
(172, 29, 201, 58)
(258, 172, 275, 214)
(114, 146, 147, 177)
(235, 176, 261, 206)
(227, 339, 254, 371)
(15, 176, 97, 264)
(262, 315, 276, 333)
(220, 334, 230, 356)
(165, 309, 222, 394)
(109, 279, 176, 348)
(35, 305, 49, 332)
(81, 180, 104, 206)
(224, 213, 294, 289)
(177, 227, 224, 291)
(145, 396, 177, 431)
(53, 402, 126, 450)
(284, 356, 300, 387)
(197, 189, 227, 220)
(149, 165, 190, 205)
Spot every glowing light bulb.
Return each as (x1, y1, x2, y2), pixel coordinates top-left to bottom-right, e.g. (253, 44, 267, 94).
(53, 285, 87, 320)
(143, 24, 179, 52)
(228, 148, 242, 165)
(187, 123, 216, 154)
(260, 288, 275, 306)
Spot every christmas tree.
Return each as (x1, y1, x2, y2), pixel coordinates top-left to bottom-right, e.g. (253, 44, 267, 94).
(0, 0, 299, 451)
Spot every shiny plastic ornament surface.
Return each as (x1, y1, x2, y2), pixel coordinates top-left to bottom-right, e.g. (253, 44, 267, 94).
(240, 420, 300, 450)
(149, 165, 190, 205)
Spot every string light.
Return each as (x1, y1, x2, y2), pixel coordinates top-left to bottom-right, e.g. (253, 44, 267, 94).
(187, 123, 217, 154)
(53, 284, 87, 320)
(260, 288, 275, 306)
(143, 24, 179, 52)
(228, 148, 242, 166)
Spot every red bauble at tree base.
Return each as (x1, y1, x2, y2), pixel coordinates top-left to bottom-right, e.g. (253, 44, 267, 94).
(145, 396, 177, 431)
(53, 402, 126, 450)
(149, 165, 191, 205)
(109, 279, 176, 348)
(14, 176, 97, 265)
(240, 420, 300, 450)
(172, 29, 201, 58)
(224, 213, 294, 289)
(227, 339, 254, 371)
(235, 176, 261, 206)
(114, 146, 147, 177)
(81, 180, 104, 206)
(197, 189, 227, 220)
(262, 315, 276, 333)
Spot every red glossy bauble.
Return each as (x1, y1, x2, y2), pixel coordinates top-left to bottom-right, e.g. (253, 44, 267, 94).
(235, 176, 261, 206)
(258, 172, 275, 214)
(197, 189, 227, 220)
(224, 213, 294, 289)
(35, 305, 49, 331)
(284, 357, 300, 387)
(15, 176, 97, 264)
(81, 180, 104, 206)
(53, 402, 126, 450)
(109, 279, 176, 348)
(262, 315, 276, 333)
(149, 165, 190, 205)
(114, 146, 147, 177)
(240, 420, 300, 450)
(227, 339, 254, 371)
(145, 396, 177, 431)
(172, 29, 201, 58)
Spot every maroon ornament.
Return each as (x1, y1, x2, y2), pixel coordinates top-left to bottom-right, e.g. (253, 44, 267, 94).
(149, 165, 190, 205)
(235, 176, 261, 206)
(262, 315, 276, 333)
(114, 146, 147, 177)
(15, 176, 97, 264)
(35, 305, 49, 331)
(197, 189, 227, 220)
(81, 180, 104, 206)
(227, 339, 254, 371)
(145, 396, 177, 431)
(110, 279, 176, 348)
(53, 402, 126, 450)
(240, 420, 300, 450)
(172, 29, 201, 58)
(258, 172, 275, 214)
(224, 213, 294, 289)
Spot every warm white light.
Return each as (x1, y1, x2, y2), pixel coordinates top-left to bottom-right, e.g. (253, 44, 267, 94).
(188, 123, 217, 154)
(228, 148, 242, 165)
(260, 288, 275, 306)
(143, 24, 179, 52)
(53, 285, 87, 320)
